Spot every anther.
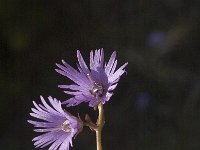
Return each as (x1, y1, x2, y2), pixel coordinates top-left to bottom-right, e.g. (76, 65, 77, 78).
(87, 73, 104, 97)
(61, 120, 71, 132)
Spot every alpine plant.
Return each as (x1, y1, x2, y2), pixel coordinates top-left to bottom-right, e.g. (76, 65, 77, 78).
(28, 96, 83, 150)
(56, 49, 128, 107)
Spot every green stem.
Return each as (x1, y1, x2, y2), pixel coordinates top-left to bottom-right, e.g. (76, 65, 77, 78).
(95, 102, 104, 150)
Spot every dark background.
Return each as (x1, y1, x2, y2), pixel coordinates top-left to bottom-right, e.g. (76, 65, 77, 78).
(1, 0, 200, 150)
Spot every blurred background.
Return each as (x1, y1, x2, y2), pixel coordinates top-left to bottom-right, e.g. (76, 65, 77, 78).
(1, 0, 200, 150)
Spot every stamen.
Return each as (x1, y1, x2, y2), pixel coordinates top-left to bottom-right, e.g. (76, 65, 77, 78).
(91, 83, 104, 97)
(61, 120, 71, 132)
(87, 73, 95, 84)
(87, 74, 104, 97)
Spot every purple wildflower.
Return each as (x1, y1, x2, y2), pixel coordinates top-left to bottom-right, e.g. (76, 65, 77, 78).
(56, 49, 128, 107)
(28, 96, 83, 150)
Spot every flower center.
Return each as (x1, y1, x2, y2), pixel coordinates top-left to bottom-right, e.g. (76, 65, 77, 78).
(91, 82, 104, 97)
(61, 120, 71, 132)
(87, 74, 104, 97)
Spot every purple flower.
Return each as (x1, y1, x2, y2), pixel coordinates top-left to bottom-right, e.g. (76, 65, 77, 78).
(56, 49, 128, 107)
(28, 96, 83, 150)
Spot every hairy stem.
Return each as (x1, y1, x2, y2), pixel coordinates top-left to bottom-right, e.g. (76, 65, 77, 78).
(95, 102, 104, 150)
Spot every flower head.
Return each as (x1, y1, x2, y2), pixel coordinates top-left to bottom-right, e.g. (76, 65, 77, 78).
(56, 48, 128, 107)
(28, 96, 83, 150)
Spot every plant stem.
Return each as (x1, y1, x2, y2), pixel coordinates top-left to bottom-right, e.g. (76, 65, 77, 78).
(95, 102, 104, 150)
